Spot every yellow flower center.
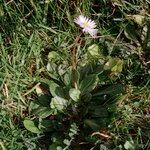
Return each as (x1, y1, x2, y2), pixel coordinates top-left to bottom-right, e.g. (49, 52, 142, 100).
(83, 22, 89, 28)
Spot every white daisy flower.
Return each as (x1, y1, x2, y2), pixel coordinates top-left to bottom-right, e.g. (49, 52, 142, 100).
(74, 15, 98, 38)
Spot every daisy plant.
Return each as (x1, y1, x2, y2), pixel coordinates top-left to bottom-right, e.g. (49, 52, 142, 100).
(24, 13, 125, 150)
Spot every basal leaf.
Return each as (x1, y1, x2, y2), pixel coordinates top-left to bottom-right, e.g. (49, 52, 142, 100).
(84, 119, 101, 131)
(50, 96, 68, 112)
(87, 44, 100, 58)
(124, 141, 135, 150)
(34, 107, 52, 118)
(93, 84, 124, 96)
(69, 88, 81, 102)
(39, 120, 53, 132)
(104, 58, 123, 73)
(49, 81, 64, 97)
(48, 51, 61, 61)
(89, 105, 108, 118)
(29, 101, 52, 118)
(23, 120, 41, 134)
(79, 74, 98, 94)
(38, 94, 51, 106)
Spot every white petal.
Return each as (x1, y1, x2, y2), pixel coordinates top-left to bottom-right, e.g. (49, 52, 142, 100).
(90, 21, 96, 27)
(82, 28, 88, 33)
(88, 29, 98, 38)
(74, 15, 85, 27)
(78, 15, 86, 23)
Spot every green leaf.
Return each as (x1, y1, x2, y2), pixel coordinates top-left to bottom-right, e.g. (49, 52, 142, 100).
(84, 119, 101, 131)
(93, 84, 124, 96)
(104, 58, 123, 73)
(39, 120, 53, 132)
(124, 24, 139, 42)
(50, 96, 68, 112)
(63, 139, 70, 146)
(82, 92, 92, 102)
(127, 15, 145, 26)
(87, 44, 100, 58)
(38, 94, 51, 106)
(124, 141, 135, 150)
(49, 135, 63, 150)
(29, 101, 40, 111)
(89, 105, 108, 118)
(48, 51, 60, 60)
(56, 146, 63, 150)
(23, 120, 41, 134)
(46, 62, 58, 80)
(49, 144, 63, 150)
(29, 101, 52, 118)
(69, 88, 81, 102)
(79, 74, 98, 94)
(34, 107, 52, 118)
(84, 118, 108, 130)
(0, 5, 4, 17)
(49, 81, 64, 97)
(63, 72, 71, 86)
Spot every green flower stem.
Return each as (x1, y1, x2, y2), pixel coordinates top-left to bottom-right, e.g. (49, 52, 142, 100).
(71, 35, 81, 89)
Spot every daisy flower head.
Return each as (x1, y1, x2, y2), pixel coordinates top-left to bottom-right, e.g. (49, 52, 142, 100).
(74, 15, 98, 38)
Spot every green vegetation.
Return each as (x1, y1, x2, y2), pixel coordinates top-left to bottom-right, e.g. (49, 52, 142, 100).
(0, 0, 150, 149)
